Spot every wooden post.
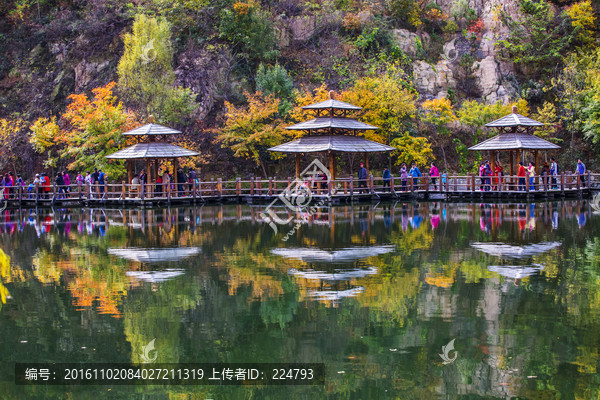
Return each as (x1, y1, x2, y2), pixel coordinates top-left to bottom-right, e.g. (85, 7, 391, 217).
(534, 150, 539, 185)
(470, 173, 475, 192)
(192, 180, 196, 201)
(491, 151, 496, 175)
(268, 177, 273, 196)
(127, 160, 133, 186)
(295, 153, 300, 178)
(217, 178, 222, 197)
(561, 172, 565, 194)
(122, 181, 126, 198)
(250, 178, 254, 196)
(328, 151, 335, 181)
(140, 180, 145, 200)
(509, 151, 514, 187)
(173, 158, 179, 197)
(344, 180, 348, 194)
(364, 152, 369, 173)
(236, 178, 241, 196)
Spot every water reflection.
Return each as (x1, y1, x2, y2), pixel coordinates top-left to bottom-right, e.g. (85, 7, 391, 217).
(0, 200, 598, 398)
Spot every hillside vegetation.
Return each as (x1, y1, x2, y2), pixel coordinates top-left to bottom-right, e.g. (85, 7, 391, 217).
(1, 0, 599, 179)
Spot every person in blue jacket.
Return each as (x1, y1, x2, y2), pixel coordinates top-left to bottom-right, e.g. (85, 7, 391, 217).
(408, 162, 421, 190)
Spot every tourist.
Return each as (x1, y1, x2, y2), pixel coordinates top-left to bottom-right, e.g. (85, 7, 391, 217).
(177, 169, 186, 196)
(527, 162, 536, 191)
(15, 174, 24, 198)
(484, 160, 492, 191)
(429, 162, 439, 190)
(479, 162, 485, 191)
(358, 162, 368, 194)
(399, 163, 408, 192)
(517, 161, 526, 191)
(409, 162, 421, 191)
(1, 174, 7, 200)
(63, 170, 70, 196)
(162, 170, 170, 195)
(84, 172, 92, 198)
(550, 157, 558, 189)
(56, 173, 66, 199)
(189, 168, 197, 194)
(494, 163, 503, 191)
(156, 171, 163, 196)
(42, 173, 51, 199)
(382, 167, 391, 192)
(91, 168, 99, 196)
(577, 159, 586, 187)
(98, 169, 106, 194)
(541, 162, 551, 190)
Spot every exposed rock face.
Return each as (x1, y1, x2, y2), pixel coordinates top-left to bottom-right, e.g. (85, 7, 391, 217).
(412, 60, 457, 99)
(392, 29, 421, 57)
(74, 60, 110, 92)
(409, 1, 521, 103)
(175, 49, 220, 120)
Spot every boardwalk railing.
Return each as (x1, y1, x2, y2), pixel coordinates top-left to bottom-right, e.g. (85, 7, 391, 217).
(0, 172, 596, 204)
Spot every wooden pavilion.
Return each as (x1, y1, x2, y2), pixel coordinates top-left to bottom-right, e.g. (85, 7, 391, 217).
(468, 106, 560, 178)
(105, 118, 199, 189)
(268, 96, 395, 179)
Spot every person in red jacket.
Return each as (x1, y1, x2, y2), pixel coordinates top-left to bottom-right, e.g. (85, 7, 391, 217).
(517, 161, 526, 191)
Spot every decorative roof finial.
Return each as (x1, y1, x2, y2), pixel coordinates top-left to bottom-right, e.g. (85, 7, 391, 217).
(328, 90, 334, 100)
(511, 105, 517, 114)
(148, 114, 155, 124)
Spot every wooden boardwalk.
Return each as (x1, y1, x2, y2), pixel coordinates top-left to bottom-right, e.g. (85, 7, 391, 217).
(1, 172, 596, 209)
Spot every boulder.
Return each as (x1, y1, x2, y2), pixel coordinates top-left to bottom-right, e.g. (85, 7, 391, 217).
(412, 60, 456, 97)
(392, 29, 420, 57)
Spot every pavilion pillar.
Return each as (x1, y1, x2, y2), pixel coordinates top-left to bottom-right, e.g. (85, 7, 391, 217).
(328, 151, 335, 181)
(295, 153, 300, 179)
(153, 159, 158, 183)
(127, 160, 133, 184)
(509, 151, 514, 187)
(364, 152, 369, 173)
(491, 151, 496, 173)
(173, 158, 179, 186)
(534, 150, 540, 184)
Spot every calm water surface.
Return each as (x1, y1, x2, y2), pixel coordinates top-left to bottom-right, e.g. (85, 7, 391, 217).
(0, 201, 599, 399)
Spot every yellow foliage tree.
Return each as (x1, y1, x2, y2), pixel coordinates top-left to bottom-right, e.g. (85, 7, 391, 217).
(532, 101, 560, 141)
(421, 97, 457, 172)
(342, 74, 418, 145)
(566, 0, 596, 45)
(390, 133, 434, 167)
(218, 92, 290, 177)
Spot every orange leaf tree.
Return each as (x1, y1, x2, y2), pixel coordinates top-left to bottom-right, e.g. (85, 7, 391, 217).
(30, 82, 140, 179)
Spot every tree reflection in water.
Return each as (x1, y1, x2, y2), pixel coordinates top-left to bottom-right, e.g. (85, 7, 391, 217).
(0, 201, 598, 398)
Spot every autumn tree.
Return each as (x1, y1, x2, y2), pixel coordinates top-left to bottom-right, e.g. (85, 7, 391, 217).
(342, 68, 418, 146)
(390, 134, 434, 168)
(118, 14, 196, 124)
(421, 97, 456, 172)
(30, 82, 139, 178)
(217, 92, 290, 177)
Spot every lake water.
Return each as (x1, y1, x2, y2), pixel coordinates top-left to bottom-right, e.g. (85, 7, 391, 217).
(0, 201, 599, 399)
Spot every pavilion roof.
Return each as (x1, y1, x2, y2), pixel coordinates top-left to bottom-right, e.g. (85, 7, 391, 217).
(268, 135, 395, 153)
(122, 123, 181, 136)
(271, 245, 395, 263)
(484, 113, 544, 128)
(302, 99, 362, 111)
(108, 247, 201, 263)
(285, 117, 378, 131)
(105, 142, 199, 159)
(468, 133, 560, 151)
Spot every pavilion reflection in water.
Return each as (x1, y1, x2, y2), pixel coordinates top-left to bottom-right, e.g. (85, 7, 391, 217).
(271, 246, 395, 304)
